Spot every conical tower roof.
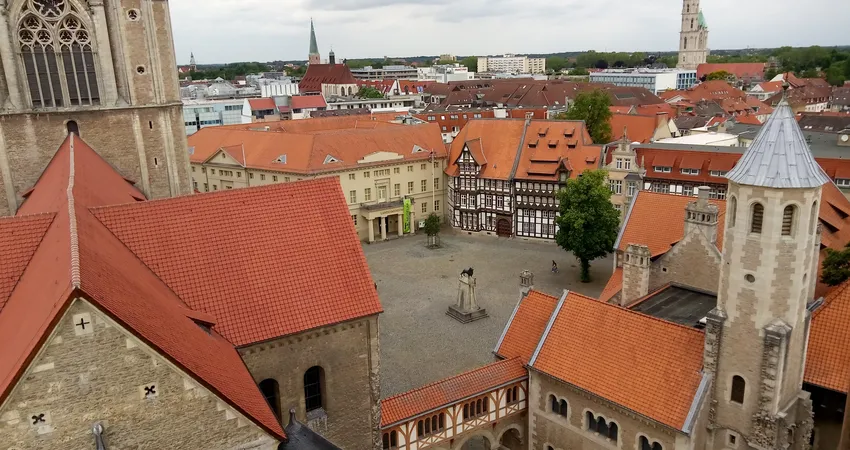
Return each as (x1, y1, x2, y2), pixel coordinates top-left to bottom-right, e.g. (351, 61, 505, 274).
(309, 19, 319, 56)
(726, 91, 830, 189)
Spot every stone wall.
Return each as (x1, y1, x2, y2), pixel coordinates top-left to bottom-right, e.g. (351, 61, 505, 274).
(0, 299, 277, 449)
(239, 316, 382, 450)
(650, 226, 721, 294)
(0, 105, 192, 216)
(528, 370, 683, 450)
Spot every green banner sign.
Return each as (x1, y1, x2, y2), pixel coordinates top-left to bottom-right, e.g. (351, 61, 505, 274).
(403, 198, 411, 233)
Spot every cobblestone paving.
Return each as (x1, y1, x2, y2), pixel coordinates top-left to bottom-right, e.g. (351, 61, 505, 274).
(363, 229, 613, 398)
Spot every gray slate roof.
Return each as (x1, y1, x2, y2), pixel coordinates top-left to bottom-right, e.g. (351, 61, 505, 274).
(726, 96, 831, 188)
(279, 409, 340, 450)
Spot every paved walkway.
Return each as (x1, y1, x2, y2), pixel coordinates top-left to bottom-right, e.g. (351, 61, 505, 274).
(363, 230, 613, 397)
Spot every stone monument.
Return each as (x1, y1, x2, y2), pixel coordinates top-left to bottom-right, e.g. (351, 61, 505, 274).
(447, 268, 488, 323)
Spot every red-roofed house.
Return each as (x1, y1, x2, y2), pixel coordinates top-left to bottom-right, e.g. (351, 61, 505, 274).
(0, 133, 383, 449)
(299, 64, 359, 98)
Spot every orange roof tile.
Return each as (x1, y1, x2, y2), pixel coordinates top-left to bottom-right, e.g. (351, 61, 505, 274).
(515, 120, 600, 181)
(447, 119, 527, 180)
(495, 291, 560, 362)
(380, 358, 527, 427)
(0, 135, 284, 440)
(92, 177, 382, 346)
(610, 114, 659, 144)
(807, 278, 850, 393)
(599, 267, 623, 303)
(0, 214, 54, 310)
(290, 95, 327, 109)
(299, 64, 357, 92)
(248, 98, 275, 110)
(617, 191, 727, 257)
(530, 291, 705, 430)
(189, 122, 445, 175)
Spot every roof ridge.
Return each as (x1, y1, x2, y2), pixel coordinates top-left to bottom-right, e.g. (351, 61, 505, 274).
(574, 289, 707, 336)
(67, 134, 81, 288)
(90, 177, 339, 214)
(380, 357, 524, 403)
(814, 278, 850, 318)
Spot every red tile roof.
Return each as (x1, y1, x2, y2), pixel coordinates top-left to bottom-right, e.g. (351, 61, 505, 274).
(189, 122, 445, 175)
(530, 291, 705, 430)
(755, 81, 784, 94)
(617, 191, 727, 257)
(495, 291, 560, 362)
(299, 64, 358, 92)
(515, 120, 600, 181)
(248, 98, 276, 111)
(0, 214, 54, 310)
(380, 357, 526, 427)
(806, 279, 850, 393)
(599, 267, 623, 303)
(446, 119, 527, 180)
(0, 135, 285, 440)
(697, 63, 766, 80)
(290, 95, 327, 110)
(610, 114, 661, 144)
(92, 177, 383, 346)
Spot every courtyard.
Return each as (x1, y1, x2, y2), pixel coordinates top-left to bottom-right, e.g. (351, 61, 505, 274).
(363, 229, 614, 397)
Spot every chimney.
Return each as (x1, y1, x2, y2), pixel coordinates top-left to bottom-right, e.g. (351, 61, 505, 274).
(519, 270, 534, 298)
(621, 244, 651, 306)
(684, 186, 719, 244)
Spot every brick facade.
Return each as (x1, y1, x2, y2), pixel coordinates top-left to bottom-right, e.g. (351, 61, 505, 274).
(0, 299, 276, 449)
(239, 316, 382, 450)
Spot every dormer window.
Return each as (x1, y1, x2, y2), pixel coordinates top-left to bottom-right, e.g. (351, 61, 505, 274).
(653, 166, 672, 173)
(548, 140, 558, 149)
(528, 139, 538, 148)
(538, 127, 549, 137)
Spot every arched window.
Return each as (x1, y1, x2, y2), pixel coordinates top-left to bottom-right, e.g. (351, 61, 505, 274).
(258, 378, 280, 419)
(417, 420, 424, 438)
(691, 18, 694, 29)
(729, 196, 737, 227)
(463, 404, 469, 420)
(782, 205, 796, 236)
(476, 399, 482, 415)
(559, 399, 568, 416)
(382, 430, 398, 449)
(547, 446, 554, 450)
(596, 416, 608, 435)
(17, 1, 100, 108)
(683, 37, 688, 50)
(586, 411, 596, 431)
(66, 120, 79, 135)
(549, 395, 558, 412)
(608, 422, 618, 441)
(731, 375, 746, 404)
(687, 4, 690, 12)
(652, 443, 663, 450)
(303, 366, 324, 412)
(810, 202, 818, 234)
(751, 203, 764, 234)
(424, 418, 431, 434)
(640, 436, 651, 450)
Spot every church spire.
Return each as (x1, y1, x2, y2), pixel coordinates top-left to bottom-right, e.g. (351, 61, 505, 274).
(727, 86, 830, 189)
(308, 19, 320, 65)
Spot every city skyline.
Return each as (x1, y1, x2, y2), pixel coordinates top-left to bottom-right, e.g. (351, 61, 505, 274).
(170, 0, 847, 65)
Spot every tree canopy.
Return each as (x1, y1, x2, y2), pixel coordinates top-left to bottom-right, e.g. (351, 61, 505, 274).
(357, 86, 385, 99)
(423, 213, 441, 237)
(185, 62, 271, 80)
(555, 170, 621, 283)
(554, 89, 613, 144)
(705, 70, 731, 81)
(822, 243, 850, 287)
(460, 56, 477, 72)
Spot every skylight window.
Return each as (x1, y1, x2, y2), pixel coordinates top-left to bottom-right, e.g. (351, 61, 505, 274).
(323, 155, 340, 164)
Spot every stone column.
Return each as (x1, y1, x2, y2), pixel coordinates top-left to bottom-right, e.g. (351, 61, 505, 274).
(0, 1, 23, 108)
(397, 213, 403, 236)
(87, 0, 119, 106)
(380, 216, 387, 241)
(367, 218, 375, 243)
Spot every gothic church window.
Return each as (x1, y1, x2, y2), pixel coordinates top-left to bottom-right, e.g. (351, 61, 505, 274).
(17, 0, 100, 108)
(731, 375, 746, 403)
(304, 366, 324, 412)
(683, 37, 688, 50)
(810, 202, 818, 234)
(751, 203, 764, 234)
(782, 205, 796, 236)
(640, 436, 663, 450)
(259, 378, 280, 419)
(729, 196, 737, 227)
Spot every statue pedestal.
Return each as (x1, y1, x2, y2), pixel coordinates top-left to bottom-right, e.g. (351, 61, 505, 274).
(447, 275, 488, 323)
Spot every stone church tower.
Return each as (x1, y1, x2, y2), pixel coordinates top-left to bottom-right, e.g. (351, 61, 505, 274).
(677, 0, 709, 70)
(703, 91, 825, 449)
(0, 0, 192, 216)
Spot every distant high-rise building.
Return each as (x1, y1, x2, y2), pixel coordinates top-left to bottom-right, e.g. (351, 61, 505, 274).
(308, 19, 321, 65)
(677, 0, 709, 70)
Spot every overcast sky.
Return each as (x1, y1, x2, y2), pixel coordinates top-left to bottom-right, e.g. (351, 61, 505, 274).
(170, 0, 847, 65)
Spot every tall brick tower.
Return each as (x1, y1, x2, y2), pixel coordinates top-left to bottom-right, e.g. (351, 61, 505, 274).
(677, 0, 709, 70)
(703, 88, 824, 449)
(0, 0, 192, 216)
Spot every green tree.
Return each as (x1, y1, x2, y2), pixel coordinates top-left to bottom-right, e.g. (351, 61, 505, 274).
(546, 56, 568, 73)
(357, 86, 385, 99)
(555, 170, 620, 283)
(460, 56, 477, 72)
(826, 64, 847, 86)
(424, 213, 442, 248)
(558, 89, 613, 144)
(569, 67, 589, 76)
(822, 243, 850, 286)
(706, 70, 731, 81)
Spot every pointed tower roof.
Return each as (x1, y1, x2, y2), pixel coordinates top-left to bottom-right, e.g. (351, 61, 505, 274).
(726, 90, 830, 189)
(309, 19, 319, 56)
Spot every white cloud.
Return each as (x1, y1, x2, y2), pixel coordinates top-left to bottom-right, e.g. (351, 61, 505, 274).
(168, 0, 848, 64)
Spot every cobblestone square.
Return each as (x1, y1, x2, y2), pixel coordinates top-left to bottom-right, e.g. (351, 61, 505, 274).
(363, 230, 614, 397)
